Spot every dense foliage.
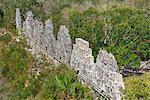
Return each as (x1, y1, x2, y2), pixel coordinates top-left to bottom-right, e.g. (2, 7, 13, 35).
(42, 68, 92, 99)
(1, 0, 148, 30)
(124, 73, 150, 100)
(0, 32, 93, 99)
(0, 33, 39, 99)
(0, 0, 150, 99)
(0, 0, 46, 28)
(69, 7, 150, 69)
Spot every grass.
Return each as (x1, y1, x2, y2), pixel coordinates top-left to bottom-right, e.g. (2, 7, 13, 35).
(0, 30, 94, 99)
(0, 29, 149, 99)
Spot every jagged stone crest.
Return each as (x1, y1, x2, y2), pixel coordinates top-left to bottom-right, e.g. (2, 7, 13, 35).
(16, 8, 124, 100)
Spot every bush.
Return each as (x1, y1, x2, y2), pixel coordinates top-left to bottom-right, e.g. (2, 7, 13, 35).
(69, 7, 150, 68)
(69, 8, 104, 58)
(42, 68, 92, 99)
(11, 74, 42, 99)
(0, 33, 93, 99)
(1, 42, 31, 80)
(102, 8, 149, 56)
(123, 73, 150, 100)
(0, 33, 40, 99)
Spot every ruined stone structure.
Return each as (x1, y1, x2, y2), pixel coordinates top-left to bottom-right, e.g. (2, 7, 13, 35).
(71, 39, 124, 99)
(16, 8, 22, 31)
(16, 9, 124, 100)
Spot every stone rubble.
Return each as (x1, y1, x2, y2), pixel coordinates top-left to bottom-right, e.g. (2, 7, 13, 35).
(140, 60, 150, 69)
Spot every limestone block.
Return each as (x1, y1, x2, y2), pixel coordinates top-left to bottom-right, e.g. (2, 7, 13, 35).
(44, 19, 56, 56)
(25, 11, 35, 39)
(44, 19, 56, 57)
(85, 48, 93, 56)
(16, 8, 22, 31)
(33, 19, 41, 43)
(96, 49, 118, 72)
(75, 38, 89, 48)
(22, 21, 27, 35)
(57, 25, 72, 64)
(37, 22, 44, 47)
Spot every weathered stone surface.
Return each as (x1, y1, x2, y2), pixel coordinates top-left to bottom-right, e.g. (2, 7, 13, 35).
(23, 11, 35, 38)
(16, 8, 22, 30)
(17, 9, 125, 100)
(44, 19, 56, 57)
(96, 49, 118, 72)
(140, 60, 150, 69)
(70, 38, 94, 70)
(76, 38, 89, 49)
(56, 25, 72, 64)
(71, 38, 124, 100)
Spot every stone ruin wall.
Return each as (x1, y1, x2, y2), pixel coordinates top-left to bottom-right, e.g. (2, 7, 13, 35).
(71, 38, 124, 99)
(16, 8, 124, 100)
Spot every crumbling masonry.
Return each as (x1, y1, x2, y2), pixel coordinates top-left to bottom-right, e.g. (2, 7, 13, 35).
(16, 8, 124, 100)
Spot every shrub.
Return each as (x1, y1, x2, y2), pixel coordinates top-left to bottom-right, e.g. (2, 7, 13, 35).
(0, 34, 93, 99)
(0, 33, 41, 99)
(69, 7, 150, 68)
(1, 42, 31, 80)
(69, 7, 104, 58)
(101, 7, 150, 67)
(11, 74, 42, 99)
(123, 73, 150, 100)
(42, 70, 92, 99)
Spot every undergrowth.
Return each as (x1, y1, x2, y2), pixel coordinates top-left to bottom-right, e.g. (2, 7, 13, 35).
(124, 73, 150, 100)
(0, 31, 93, 99)
(69, 7, 150, 69)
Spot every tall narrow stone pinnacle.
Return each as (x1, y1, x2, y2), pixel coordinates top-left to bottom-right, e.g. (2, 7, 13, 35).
(16, 8, 22, 31)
